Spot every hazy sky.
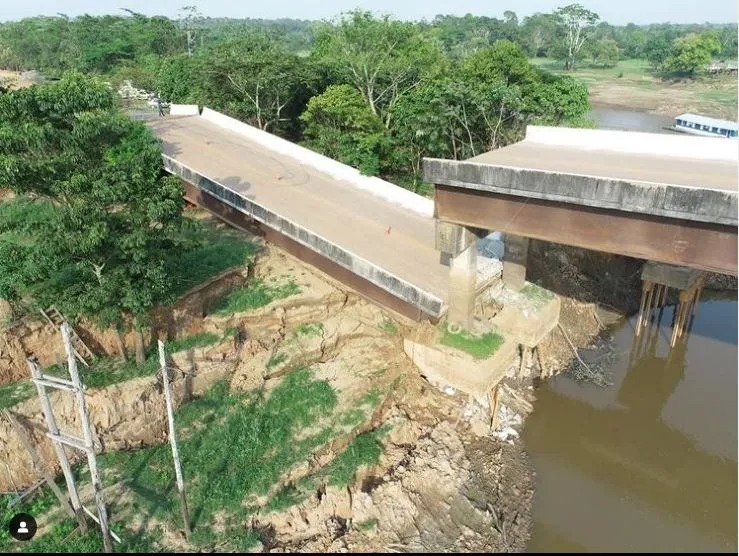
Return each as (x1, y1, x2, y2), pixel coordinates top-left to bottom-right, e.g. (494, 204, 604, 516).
(1, 0, 736, 24)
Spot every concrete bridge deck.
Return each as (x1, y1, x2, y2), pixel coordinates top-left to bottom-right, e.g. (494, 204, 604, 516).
(425, 126, 738, 276)
(148, 112, 454, 319)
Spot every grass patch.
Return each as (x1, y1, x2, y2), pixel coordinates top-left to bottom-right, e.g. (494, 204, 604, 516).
(324, 430, 384, 487)
(441, 328, 504, 359)
(339, 387, 384, 428)
(380, 319, 398, 335)
(98, 368, 337, 551)
(168, 331, 220, 353)
(696, 88, 738, 107)
(0, 379, 34, 410)
(1, 484, 154, 553)
(212, 279, 300, 315)
(70, 331, 221, 389)
(520, 283, 555, 309)
(168, 218, 259, 298)
(266, 352, 287, 369)
(293, 322, 324, 338)
(264, 484, 306, 513)
(356, 517, 379, 531)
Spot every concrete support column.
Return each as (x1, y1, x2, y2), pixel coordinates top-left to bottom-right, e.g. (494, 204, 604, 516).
(448, 241, 477, 331)
(503, 234, 529, 291)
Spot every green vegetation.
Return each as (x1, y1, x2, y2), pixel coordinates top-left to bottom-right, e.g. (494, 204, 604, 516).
(169, 331, 221, 352)
(213, 279, 300, 315)
(380, 319, 398, 335)
(339, 387, 384, 428)
(530, 56, 737, 117)
(1, 484, 153, 553)
(264, 484, 306, 513)
(323, 430, 384, 487)
(98, 369, 337, 550)
(1, 486, 57, 550)
(0, 195, 256, 317)
(521, 283, 555, 309)
(169, 219, 259, 297)
(356, 517, 379, 531)
(0, 74, 185, 364)
(266, 352, 288, 369)
(441, 328, 505, 359)
(37, 331, 222, 391)
(293, 322, 324, 338)
(0, 379, 34, 410)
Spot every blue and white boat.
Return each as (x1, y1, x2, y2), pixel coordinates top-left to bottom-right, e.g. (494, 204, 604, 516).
(673, 113, 738, 138)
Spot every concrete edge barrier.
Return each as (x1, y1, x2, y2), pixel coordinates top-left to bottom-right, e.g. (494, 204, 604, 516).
(199, 108, 435, 218)
(163, 154, 445, 317)
(525, 125, 737, 162)
(170, 104, 200, 116)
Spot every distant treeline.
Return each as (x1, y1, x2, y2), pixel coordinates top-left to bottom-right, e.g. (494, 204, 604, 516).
(0, 6, 734, 190)
(0, 10, 735, 74)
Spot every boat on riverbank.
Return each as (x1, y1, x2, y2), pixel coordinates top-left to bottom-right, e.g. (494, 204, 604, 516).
(671, 113, 738, 138)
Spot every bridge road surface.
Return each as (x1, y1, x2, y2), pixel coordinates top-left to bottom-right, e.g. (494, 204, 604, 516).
(469, 143, 738, 191)
(148, 115, 450, 312)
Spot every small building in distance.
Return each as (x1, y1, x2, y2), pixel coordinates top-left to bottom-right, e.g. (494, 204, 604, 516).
(707, 61, 738, 75)
(673, 113, 739, 139)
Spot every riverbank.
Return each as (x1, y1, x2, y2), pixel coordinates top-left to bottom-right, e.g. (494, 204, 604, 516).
(531, 58, 738, 120)
(2, 212, 734, 552)
(0, 219, 536, 553)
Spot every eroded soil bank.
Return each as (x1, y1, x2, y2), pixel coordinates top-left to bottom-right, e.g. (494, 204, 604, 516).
(4, 227, 727, 552)
(1, 241, 537, 553)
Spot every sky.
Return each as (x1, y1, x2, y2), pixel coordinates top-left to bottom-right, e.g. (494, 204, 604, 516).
(0, 0, 736, 25)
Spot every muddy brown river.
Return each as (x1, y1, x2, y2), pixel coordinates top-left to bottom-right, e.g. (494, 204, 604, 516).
(524, 107, 737, 552)
(525, 296, 737, 551)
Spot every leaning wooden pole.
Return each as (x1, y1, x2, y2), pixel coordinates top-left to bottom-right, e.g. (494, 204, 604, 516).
(27, 358, 88, 532)
(158, 340, 192, 541)
(62, 324, 113, 554)
(1, 409, 75, 519)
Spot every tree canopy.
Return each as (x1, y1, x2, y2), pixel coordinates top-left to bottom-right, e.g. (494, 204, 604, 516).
(0, 9, 732, 207)
(0, 74, 184, 351)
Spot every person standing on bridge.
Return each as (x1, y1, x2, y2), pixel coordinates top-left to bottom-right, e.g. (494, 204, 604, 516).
(157, 95, 164, 117)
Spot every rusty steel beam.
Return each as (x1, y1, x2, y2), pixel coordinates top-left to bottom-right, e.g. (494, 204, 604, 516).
(182, 182, 435, 322)
(435, 185, 737, 276)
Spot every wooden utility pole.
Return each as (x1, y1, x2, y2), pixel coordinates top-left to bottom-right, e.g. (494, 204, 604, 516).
(62, 323, 113, 553)
(158, 340, 192, 540)
(27, 358, 88, 533)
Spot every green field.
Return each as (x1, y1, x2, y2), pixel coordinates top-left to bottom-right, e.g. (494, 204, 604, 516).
(530, 57, 738, 119)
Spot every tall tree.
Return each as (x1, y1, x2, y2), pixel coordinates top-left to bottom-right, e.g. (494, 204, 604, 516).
(590, 38, 620, 67)
(300, 84, 390, 176)
(197, 33, 314, 133)
(0, 73, 185, 363)
(664, 32, 721, 76)
(553, 3, 600, 70)
(314, 10, 444, 127)
(178, 5, 203, 57)
(520, 13, 558, 57)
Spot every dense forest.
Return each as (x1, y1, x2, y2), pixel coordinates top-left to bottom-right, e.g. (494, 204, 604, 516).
(0, 5, 736, 190)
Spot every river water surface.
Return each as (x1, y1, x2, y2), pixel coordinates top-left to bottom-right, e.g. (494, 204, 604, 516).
(523, 107, 738, 552)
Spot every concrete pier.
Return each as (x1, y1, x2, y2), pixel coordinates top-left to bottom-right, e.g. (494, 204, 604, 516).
(448, 242, 478, 331)
(502, 234, 530, 291)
